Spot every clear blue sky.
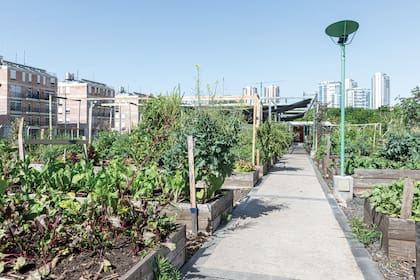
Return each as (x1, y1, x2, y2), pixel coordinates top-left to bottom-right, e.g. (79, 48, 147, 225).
(1, 0, 419, 102)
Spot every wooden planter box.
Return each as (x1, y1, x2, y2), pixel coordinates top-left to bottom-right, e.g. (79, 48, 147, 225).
(416, 222, 420, 279)
(256, 163, 268, 178)
(167, 190, 233, 234)
(120, 225, 186, 280)
(364, 199, 416, 261)
(223, 170, 259, 188)
(222, 170, 258, 203)
(353, 169, 420, 194)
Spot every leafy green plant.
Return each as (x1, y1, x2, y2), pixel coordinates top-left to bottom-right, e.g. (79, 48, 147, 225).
(380, 130, 419, 163)
(153, 255, 181, 280)
(351, 216, 381, 245)
(257, 121, 293, 163)
(233, 160, 255, 172)
(363, 180, 420, 221)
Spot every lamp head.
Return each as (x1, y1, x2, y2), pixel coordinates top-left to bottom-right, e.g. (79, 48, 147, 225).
(325, 20, 359, 45)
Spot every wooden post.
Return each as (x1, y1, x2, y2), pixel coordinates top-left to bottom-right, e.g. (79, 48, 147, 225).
(416, 222, 419, 279)
(82, 136, 88, 160)
(256, 96, 261, 165)
(251, 95, 257, 166)
(18, 118, 25, 161)
(187, 135, 198, 236)
(400, 178, 415, 219)
(324, 129, 331, 177)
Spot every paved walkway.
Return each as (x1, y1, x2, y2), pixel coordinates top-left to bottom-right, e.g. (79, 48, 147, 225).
(182, 145, 382, 280)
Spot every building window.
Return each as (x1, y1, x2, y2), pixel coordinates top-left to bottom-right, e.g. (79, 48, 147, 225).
(37, 75, 41, 84)
(10, 85, 23, 98)
(10, 101, 22, 112)
(50, 77, 56, 84)
(28, 73, 32, 82)
(43, 76, 46, 85)
(66, 87, 70, 94)
(22, 72, 26, 82)
(10, 70, 17, 80)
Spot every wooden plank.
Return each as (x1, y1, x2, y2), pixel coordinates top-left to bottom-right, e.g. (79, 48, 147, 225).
(353, 169, 420, 180)
(388, 217, 416, 241)
(353, 178, 396, 187)
(24, 139, 88, 145)
(400, 178, 415, 219)
(388, 239, 416, 261)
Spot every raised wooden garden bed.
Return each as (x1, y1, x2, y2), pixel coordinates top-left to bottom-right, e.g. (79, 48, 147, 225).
(256, 163, 269, 178)
(416, 222, 420, 279)
(222, 170, 259, 203)
(166, 190, 233, 234)
(364, 199, 416, 261)
(120, 225, 186, 280)
(353, 169, 420, 194)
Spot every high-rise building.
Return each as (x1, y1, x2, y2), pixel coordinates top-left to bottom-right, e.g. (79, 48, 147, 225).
(0, 56, 57, 137)
(57, 73, 115, 136)
(242, 86, 257, 105)
(318, 81, 341, 108)
(263, 85, 280, 104)
(371, 72, 390, 109)
(345, 78, 358, 107)
(346, 88, 371, 109)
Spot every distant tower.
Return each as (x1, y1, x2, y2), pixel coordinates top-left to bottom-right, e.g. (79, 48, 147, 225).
(371, 72, 390, 109)
(347, 88, 371, 109)
(318, 81, 341, 108)
(345, 78, 358, 107)
(264, 85, 280, 104)
(243, 86, 258, 105)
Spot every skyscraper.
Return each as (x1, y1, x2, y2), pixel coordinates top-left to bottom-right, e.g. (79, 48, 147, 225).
(371, 72, 390, 109)
(346, 88, 371, 109)
(242, 86, 257, 105)
(345, 78, 358, 107)
(263, 84, 280, 104)
(318, 81, 341, 108)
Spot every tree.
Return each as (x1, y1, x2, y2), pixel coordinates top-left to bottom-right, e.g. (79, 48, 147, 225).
(399, 86, 420, 128)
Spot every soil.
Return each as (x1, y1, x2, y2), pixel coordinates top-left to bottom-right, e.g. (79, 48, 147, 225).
(50, 237, 141, 280)
(185, 232, 210, 261)
(342, 196, 416, 280)
(2, 236, 163, 280)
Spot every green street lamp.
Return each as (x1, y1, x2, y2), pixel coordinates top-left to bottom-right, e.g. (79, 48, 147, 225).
(325, 20, 359, 176)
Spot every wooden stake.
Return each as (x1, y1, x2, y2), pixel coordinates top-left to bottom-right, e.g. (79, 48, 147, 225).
(400, 178, 415, 219)
(252, 95, 257, 166)
(187, 135, 198, 236)
(18, 118, 25, 161)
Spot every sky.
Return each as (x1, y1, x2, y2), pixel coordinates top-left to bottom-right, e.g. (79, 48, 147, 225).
(1, 0, 419, 103)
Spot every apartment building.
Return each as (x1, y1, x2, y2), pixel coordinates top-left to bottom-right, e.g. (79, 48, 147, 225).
(114, 87, 148, 132)
(242, 86, 258, 105)
(347, 88, 371, 109)
(371, 72, 390, 109)
(0, 56, 57, 137)
(263, 85, 280, 104)
(57, 73, 115, 136)
(318, 81, 341, 108)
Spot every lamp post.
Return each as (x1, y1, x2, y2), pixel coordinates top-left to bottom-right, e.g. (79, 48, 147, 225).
(325, 20, 359, 176)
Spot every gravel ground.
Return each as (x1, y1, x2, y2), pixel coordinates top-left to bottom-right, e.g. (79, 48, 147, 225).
(342, 196, 416, 280)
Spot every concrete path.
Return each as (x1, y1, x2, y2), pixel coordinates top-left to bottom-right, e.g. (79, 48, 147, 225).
(182, 145, 382, 280)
